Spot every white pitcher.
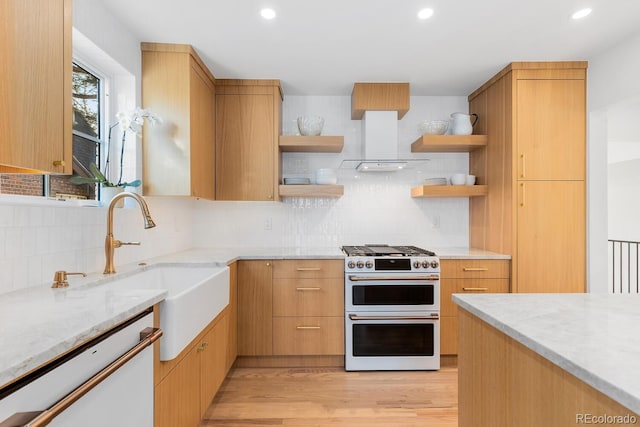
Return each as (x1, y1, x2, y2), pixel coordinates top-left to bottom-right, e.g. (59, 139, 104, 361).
(450, 112, 479, 135)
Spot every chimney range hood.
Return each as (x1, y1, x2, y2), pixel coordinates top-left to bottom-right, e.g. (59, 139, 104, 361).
(349, 82, 411, 172)
(356, 111, 408, 172)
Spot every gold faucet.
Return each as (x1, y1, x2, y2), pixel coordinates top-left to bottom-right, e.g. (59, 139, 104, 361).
(104, 192, 156, 274)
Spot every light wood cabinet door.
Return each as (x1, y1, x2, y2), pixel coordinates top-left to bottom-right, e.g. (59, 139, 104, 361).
(237, 260, 273, 356)
(141, 43, 215, 199)
(516, 78, 586, 181)
(189, 61, 215, 199)
(516, 181, 585, 293)
(215, 94, 275, 200)
(200, 313, 228, 417)
(440, 316, 458, 355)
(155, 345, 201, 427)
(0, 0, 71, 174)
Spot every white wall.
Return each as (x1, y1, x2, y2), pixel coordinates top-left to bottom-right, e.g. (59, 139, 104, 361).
(192, 95, 471, 249)
(587, 29, 640, 293)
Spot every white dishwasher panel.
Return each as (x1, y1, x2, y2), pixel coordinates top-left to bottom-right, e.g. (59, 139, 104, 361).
(0, 311, 154, 427)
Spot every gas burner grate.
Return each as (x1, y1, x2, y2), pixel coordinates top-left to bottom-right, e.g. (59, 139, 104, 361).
(341, 245, 436, 257)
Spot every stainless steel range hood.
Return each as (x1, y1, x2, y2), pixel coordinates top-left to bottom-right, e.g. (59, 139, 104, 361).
(356, 111, 408, 172)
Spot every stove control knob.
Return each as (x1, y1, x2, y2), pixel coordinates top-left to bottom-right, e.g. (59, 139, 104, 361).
(430, 260, 439, 269)
(422, 260, 430, 268)
(347, 261, 356, 269)
(356, 260, 364, 269)
(365, 261, 373, 269)
(413, 261, 421, 269)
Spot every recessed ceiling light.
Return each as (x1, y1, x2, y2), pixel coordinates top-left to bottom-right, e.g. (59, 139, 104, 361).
(418, 8, 434, 20)
(260, 8, 276, 20)
(571, 8, 592, 20)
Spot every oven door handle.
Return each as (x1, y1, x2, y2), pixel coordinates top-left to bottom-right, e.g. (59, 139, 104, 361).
(348, 314, 440, 321)
(348, 275, 439, 281)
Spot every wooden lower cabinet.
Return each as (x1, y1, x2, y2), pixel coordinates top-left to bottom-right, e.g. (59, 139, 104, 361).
(155, 345, 200, 427)
(237, 259, 345, 363)
(237, 260, 273, 356)
(155, 265, 237, 427)
(458, 308, 636, 427)
(440, 259, 510, 356)
(155, 311, 228, 427)
(273, 317, 344, 355)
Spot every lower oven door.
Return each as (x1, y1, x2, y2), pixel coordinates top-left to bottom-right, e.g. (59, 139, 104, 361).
(345, 312, 440, 371)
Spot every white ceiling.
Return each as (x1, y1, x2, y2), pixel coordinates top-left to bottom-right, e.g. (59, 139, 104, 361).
(98, 0, 640, 96)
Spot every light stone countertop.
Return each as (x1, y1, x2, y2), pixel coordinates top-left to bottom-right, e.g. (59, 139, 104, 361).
(0, 245, 508, 391)
(453, 293, 640, 415)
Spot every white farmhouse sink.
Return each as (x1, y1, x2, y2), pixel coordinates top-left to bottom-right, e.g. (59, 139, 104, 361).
(108, 265, 230, 361)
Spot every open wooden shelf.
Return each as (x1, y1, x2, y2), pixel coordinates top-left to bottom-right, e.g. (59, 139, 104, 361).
(279, 184, 344, 198)
(411, 135, 488, 153)
(411, 185, 488, 198)
(279, 136, 344, 152)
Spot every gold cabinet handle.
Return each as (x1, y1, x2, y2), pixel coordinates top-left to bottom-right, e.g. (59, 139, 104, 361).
(296, 326, 321, 330)
(197, 345, 205, 353)
(202, 341, 209, 348)
(266, 262, 271, 267)
(53, 160, 65, 167)
(520, 153, 525, 178)
(520, 182, 525, 207)
(462, 287, 489, 292)
(462, 267, 489, 272)
(296, 267, 321, 271)
(296, 287, 321, 291)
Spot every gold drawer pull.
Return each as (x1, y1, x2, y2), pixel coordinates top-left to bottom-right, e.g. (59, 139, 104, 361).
(296, 326, 321, 330)
(463, 287, 489, 292)
(296, 267, 322, 271)
(296, 287, 321, 291)
(53, 160, 65, 167)
(462, 267, 489, 272)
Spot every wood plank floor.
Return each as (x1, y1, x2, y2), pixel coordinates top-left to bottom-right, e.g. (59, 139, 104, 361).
(201, 367, 458, 426)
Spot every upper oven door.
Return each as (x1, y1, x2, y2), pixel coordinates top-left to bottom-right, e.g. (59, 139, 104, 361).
(345, 273, 440, 312)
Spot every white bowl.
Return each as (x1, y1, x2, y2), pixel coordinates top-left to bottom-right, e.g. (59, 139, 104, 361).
(297, 116, 324, 136)
(419, 120, 449, 135)
(450, 173, 466, 186)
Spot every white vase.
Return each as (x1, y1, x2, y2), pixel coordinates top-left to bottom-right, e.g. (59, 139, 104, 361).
(101, 186, 124, 208)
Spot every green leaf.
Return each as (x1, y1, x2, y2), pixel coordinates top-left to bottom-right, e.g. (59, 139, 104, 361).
(89, 163, 107, 182)
(69, 176, 101, 185)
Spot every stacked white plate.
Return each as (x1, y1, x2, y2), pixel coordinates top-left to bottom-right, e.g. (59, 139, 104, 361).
(424, 177, 448, 186)
(283, 177, 311, 185)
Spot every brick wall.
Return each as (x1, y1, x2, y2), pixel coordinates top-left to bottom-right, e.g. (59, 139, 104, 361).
(0, 175, 44, 196)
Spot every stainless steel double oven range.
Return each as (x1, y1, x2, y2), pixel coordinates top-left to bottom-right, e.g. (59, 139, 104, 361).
(342, 245, 440, 371)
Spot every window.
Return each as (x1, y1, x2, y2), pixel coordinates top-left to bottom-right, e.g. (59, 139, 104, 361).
(0, 62, 104, 200)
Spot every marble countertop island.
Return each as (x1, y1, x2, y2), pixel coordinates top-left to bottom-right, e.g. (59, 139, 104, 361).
(453, 293, 640, 415)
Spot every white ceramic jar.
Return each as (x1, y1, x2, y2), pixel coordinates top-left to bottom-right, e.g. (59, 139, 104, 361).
(450, 173, 466, 185)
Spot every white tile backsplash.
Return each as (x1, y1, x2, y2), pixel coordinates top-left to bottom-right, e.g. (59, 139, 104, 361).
(0, 197, 194, 294)
(192, 94, 471, 250)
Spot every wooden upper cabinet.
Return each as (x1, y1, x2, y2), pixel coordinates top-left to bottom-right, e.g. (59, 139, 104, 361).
(215, 80, 282, 201)
(468, 62, 587, 294)
(141, 43, 216, 200)
(516, 78, 586, 180)
(0, 0, 72, 174)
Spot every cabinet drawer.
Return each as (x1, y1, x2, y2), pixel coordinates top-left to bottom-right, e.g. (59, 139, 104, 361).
(441, 278, 510, 316)
(272, 259, 344, 279)
(273, 317, 344, 355)
(441, 259, 509, 279)
(273, 278, 344, 317)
